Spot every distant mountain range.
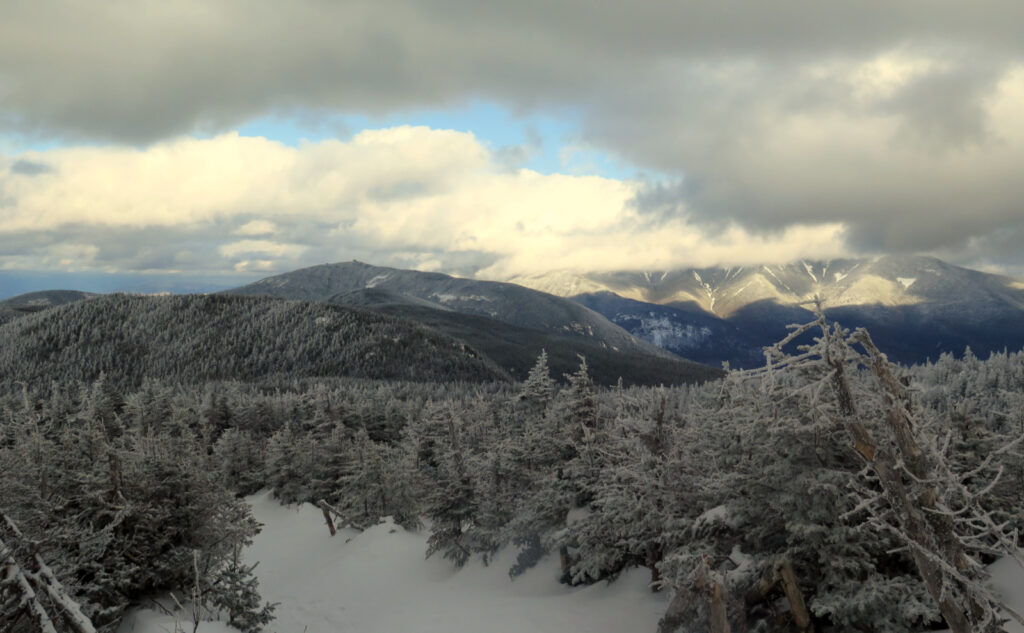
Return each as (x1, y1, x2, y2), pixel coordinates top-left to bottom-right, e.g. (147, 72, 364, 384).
(4, 256, 1021, 380)
(510, 255, 1024, 367)
(0, 289, 95, 326)
(224, 261, 718, 385)
(0, 265, 721, 388)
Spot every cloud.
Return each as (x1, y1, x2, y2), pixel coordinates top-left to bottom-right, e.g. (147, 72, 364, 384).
(0, 128, 850, 278)
(603, 57, 1024, 270)
(3, 1, 1024, 274)
(1, 1, 1021, 140)
(233, 220, 278, 236)
(218, 240, 308, 259)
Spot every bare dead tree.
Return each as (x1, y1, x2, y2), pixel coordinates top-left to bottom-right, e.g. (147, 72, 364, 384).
(747, 303, 1024, 633)
(0, 510, 97, 633)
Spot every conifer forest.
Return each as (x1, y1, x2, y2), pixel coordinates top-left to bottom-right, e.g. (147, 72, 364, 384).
(3, 305, 1024, 633)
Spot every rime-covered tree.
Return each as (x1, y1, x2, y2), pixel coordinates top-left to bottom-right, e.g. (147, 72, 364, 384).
(517, 350, 556, 414)
(0, 388, 275, 630)
(333, 428, 392, 529)
(215, 428, 266, 496)
(265, 422, 317, 503)
(424, 405, 478, 567)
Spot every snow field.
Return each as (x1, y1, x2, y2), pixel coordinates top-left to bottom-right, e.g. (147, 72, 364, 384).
(122, 491, 669, 633)
(118, 491, 1024, 633)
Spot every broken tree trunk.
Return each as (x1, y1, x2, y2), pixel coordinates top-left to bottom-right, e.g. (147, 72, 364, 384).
(743, 558, 814, 633)
(317, 499, 337, 537)
(558, 545, 571, 580)
(852, 329, 992, 632)
(777, 559, 814, 633)
(659, 557, 731, 633)
(646, 542, 664, 588)
(658, 585, 699, 633)
(692, 559, 731, 633)
(744, 308, 1016, 632)
(315, 497, 339, 532)
(1, 535, 60, 633)
(819, 319, 992, 633)
(1, 510, 97, 633)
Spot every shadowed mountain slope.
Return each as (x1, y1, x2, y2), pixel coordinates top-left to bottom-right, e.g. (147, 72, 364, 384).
(0, 293, 509, 392)
(361, 300, 723, 386)
(225, 261, 670, 358)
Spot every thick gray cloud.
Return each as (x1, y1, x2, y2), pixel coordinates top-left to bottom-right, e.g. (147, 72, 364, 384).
(2, 0, 1024, 273)
(4, 1, 1021, 142)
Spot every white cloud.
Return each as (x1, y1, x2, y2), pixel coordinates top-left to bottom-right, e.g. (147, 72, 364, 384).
(0, 127, 851, 277)
(218, 240, 308, 259)
(233, 220, 278, 236)
(233, 260, 278, 273)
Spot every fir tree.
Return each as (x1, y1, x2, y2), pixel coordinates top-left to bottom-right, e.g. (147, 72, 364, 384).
(424, 406, 477, 567)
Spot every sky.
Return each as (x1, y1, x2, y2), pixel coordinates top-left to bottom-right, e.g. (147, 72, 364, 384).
(2, 0, 1024, 296)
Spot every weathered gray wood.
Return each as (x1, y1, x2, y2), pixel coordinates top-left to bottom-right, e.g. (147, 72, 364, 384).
(777, 559, 813, 633)
(2, 510, 98, 633)
(840, 328, 985, 633)
(743, 557, 814, 633)
(317, 499, 337, 537)
(692, 562, 731, 633)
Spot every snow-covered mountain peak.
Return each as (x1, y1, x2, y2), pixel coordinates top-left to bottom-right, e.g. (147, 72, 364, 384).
(506, 255, 1022, 317)
(507, 271, 648, 302)
(824, 274, 925, 308)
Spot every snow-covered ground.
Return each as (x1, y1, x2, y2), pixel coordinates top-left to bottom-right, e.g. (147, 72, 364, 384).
(115, 491, 1024, 633)
(119, 492, 669, 633)
(985, 556, 1024, 633)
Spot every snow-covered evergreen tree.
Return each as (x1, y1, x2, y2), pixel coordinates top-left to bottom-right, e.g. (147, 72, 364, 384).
(215, 428, 266, 496)
(518, 350, 556, 414)
(424, 405, 478, 568)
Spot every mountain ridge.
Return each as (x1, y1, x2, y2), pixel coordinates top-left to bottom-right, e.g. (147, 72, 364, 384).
(0, 289, 97, 326)
(509, 256, 1024, 317)
(224, 262, 720, 384)
(6, 255, 1022, 373)
(225, 260, 671, 358)
(510, 255, 1024, 367)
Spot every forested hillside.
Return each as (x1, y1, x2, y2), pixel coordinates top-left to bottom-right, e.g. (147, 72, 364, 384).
(0, 293, 508, 391)
(3, 314, 1023, 633)
(364, 302, 722, 386)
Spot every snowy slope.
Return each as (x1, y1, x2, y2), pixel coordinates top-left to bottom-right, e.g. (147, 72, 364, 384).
(511, 256, 1024, 366)
(930, 556, 1024, 633)
(987, 557, 1024, 633)
(117, 491, 1024, 633)
(572, 291, 764, 368)
(510, 256, 1024, 318)
(120, 492, 670, 633)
